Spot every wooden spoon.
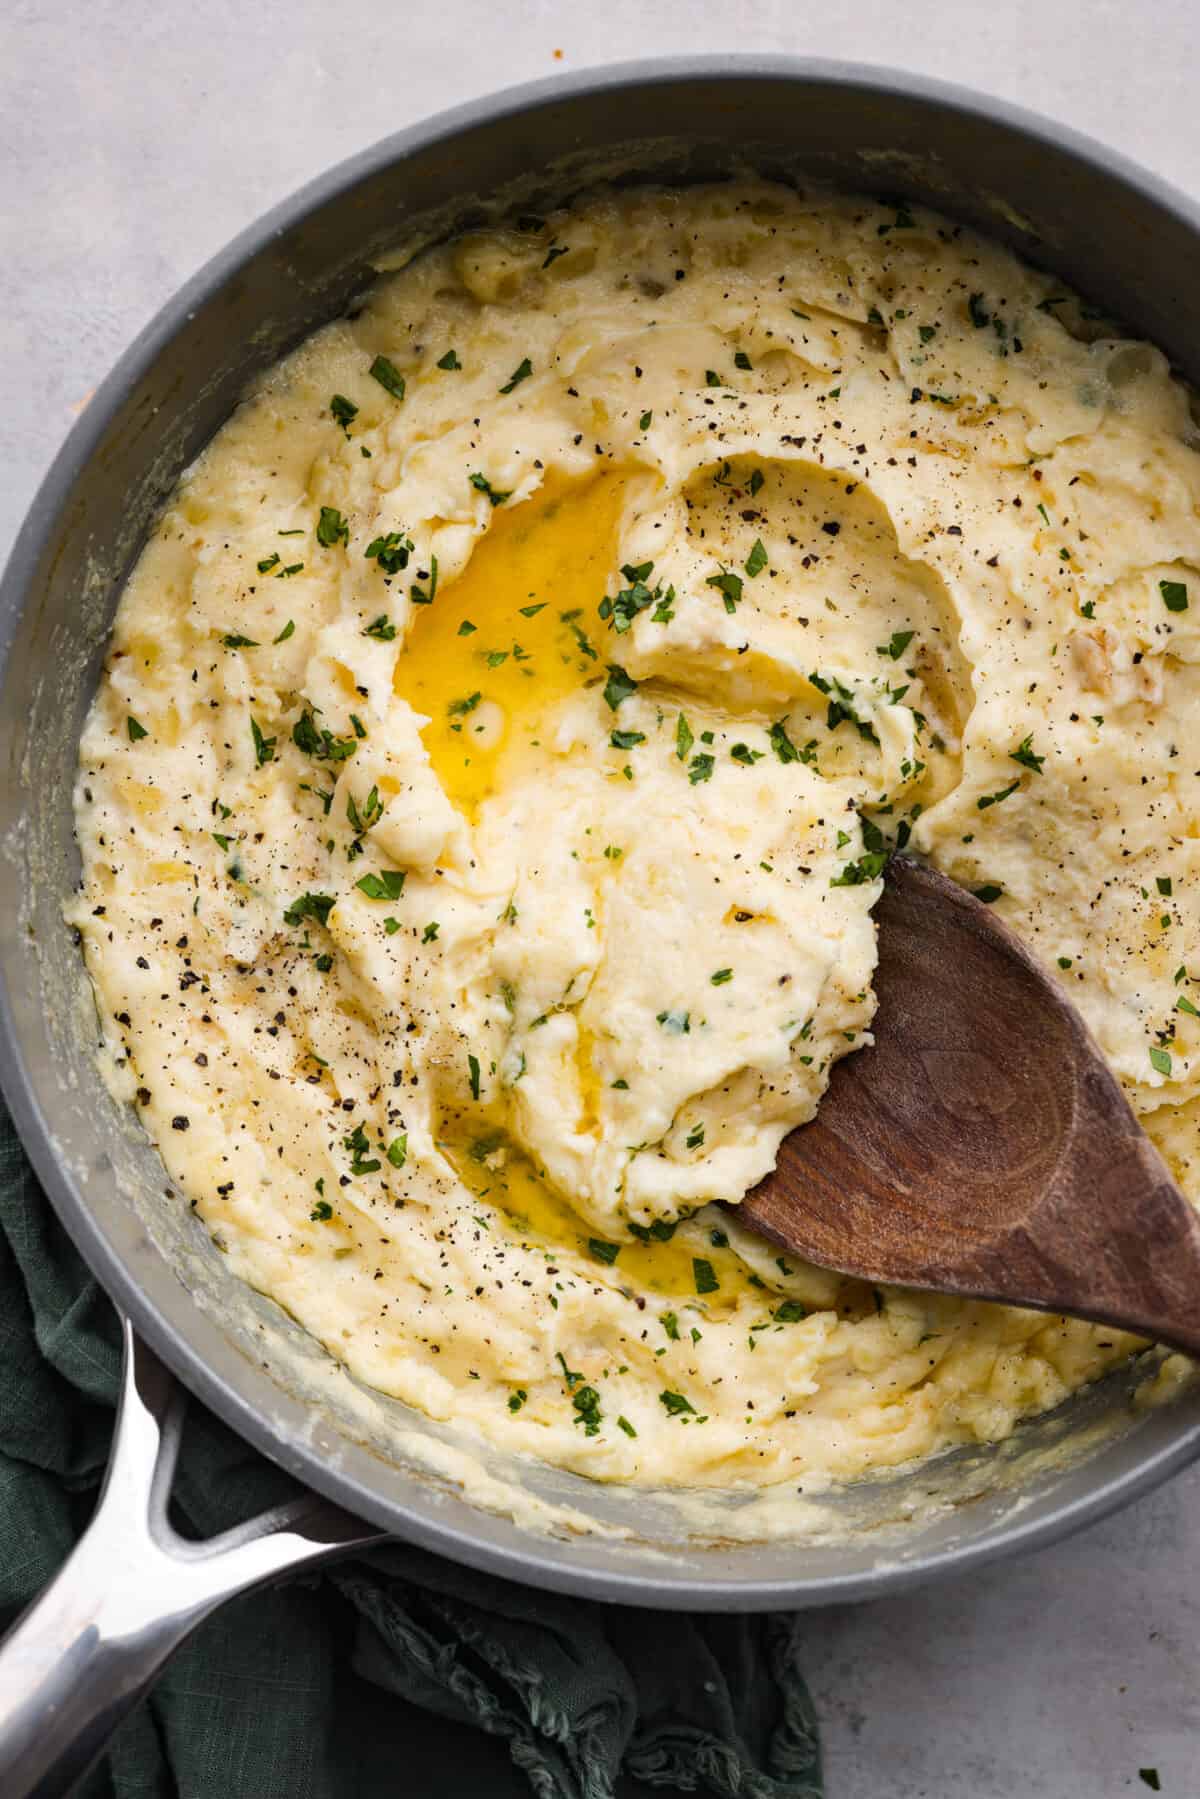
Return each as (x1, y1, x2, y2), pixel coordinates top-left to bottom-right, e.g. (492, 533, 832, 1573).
(737, 855, 1200, 1357)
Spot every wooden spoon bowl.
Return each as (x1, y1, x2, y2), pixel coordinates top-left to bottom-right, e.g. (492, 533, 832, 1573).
(736, 857, 1200, 1358)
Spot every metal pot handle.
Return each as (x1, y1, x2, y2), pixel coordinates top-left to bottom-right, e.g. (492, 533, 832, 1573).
(0, 1315, 385, 1798)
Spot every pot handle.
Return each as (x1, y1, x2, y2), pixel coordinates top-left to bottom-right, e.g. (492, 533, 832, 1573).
(0, 1315, 385, 1799)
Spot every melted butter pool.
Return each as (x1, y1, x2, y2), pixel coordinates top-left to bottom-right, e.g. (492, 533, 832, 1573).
(393, 472, 628, 812)
(437, 1104, 756, 1309)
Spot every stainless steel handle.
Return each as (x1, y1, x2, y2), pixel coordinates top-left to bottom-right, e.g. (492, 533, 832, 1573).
(0, 1314, 385, 1798)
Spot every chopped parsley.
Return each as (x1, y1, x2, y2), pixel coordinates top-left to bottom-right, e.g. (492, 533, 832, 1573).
(127, 715, 149, 742)
(610, 728, 645, 750)
(250, 717, 276, 766)
(977, 781, 1020, 810)
(257, 553, 280, 574)
(468, 1053, 481, 1100)
(365, 531, 412, 574)
(571, 1385, 603, 1435)
(283, 891, 336, 928)
(410, 554, 438, 606)
(273, 619, 295, 643)
(387, 1134, 408, 1168)
(436, 349, 461, 370)
(499, 357, 533, 394)
(745, 538, 768, 578)
(692, 1258, 719, 1295)
(639, 409, 653, 431)
(768, 720, 802, 764)
(1150, 1046, 1173, 1076)
(363, 615, 397, 641)
(316, 506, 349, 548)
(774, 1300, 808, 1323)
(876, 629, 914, 660)
(330, 394, 358, 432)
(469, 472, 511, 506)
(809, 672, 879, 744)
(1010, 735, 1045, 774)
(422, 921, 439, 943)
(831, 850, 889, 888)
(603, 665, 638, 710)
(344, 1123, 381, 1176)
(705, 567, 743, 613)
(310, 1199, 333, 1222)
(599, 562, 676, 632)
(588, 1238, 621, 1265)
(346, 785, 383, 838)
(676, 713, 694, 761)
(710, 968, 733, 985)
(293, 709, 357, 761)
(659, 1390, 697, 1417)
(356, 870, 406, 901)
(368, 354, 405, 399)
(688, 753, 715, 784)
(1160, 578, 1189, 613)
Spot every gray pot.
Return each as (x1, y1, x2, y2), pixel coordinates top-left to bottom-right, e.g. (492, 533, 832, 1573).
(2, 56, 1199, 1796)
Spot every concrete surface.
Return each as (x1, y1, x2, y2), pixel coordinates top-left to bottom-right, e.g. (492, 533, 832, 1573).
(3, 2, 1198, 1793)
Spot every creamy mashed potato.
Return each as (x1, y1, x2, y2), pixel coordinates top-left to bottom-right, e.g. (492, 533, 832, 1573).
(71, 184, 1200, 1493)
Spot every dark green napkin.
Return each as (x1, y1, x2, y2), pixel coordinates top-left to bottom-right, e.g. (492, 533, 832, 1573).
(0, 1100, 823, 1799)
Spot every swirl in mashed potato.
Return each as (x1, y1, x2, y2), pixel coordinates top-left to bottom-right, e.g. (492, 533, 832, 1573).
(71, 184, 1200, 1492)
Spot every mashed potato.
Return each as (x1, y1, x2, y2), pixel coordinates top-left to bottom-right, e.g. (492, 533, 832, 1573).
(70, 183, 1200, 1492)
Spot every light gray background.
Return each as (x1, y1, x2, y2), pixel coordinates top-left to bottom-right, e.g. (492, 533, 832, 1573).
(3, 3, 1197, 1794)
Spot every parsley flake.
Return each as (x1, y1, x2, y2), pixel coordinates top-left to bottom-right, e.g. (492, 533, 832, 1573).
(250, 717, 276, 766)
(330, 393, 358, 432)
(705, 567, 743, 613)
(316, 506, 349, 548)
(470, 472, 511, 506)
(1010, 735, 1045, 774)
(369, 354, 405, 399)
(499, 357, 533, 394)
(603, 665, 638, 710)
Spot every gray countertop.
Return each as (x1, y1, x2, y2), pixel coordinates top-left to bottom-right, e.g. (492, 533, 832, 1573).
(3, 2, 1197, 1792)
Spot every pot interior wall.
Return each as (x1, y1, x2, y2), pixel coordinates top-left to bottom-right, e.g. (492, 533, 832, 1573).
(2, 68, 1198, 1604)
